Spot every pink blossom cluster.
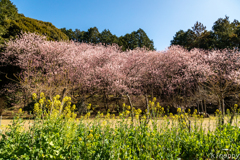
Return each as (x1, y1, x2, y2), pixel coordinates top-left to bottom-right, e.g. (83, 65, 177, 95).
(2, 33, 240, 107)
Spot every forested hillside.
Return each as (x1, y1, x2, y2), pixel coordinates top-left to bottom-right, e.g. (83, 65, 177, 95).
(0, 0, 69, 45)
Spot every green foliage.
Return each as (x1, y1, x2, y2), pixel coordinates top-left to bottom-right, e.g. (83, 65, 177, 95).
(60, 27, 155, 51)
(1, 94, 240, 159)
(4, 16, 69, 41)
(0, 0, 19, 44)
(118, 28, 155, 51)
(0, 0, 18, 22)
(171, 16, 240, 50)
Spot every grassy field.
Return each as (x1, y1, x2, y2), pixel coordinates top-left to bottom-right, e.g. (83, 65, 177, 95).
(1, 114, 239, 132)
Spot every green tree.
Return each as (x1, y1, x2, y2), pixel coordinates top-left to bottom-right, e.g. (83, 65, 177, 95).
(100, 29, 113, 46)
(135, 28, 154, 50)
(118, 33, 138, 51)
(0, 0, 19, 43)
(74, 29, 82, 42)
(212, 16, 237, 49)
(118, 28, 154, 51)
(197, 30, 215, 50)
(191, 21, 206, 37)
(111, 35, 118, 45)
(171, 29, 196, 50)
(60, 28, 75, 40)
(86, 27, 100, 44)
(171, 18, 240, 50)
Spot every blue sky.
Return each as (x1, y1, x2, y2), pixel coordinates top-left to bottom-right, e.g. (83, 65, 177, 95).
(11, 0, 240, 51)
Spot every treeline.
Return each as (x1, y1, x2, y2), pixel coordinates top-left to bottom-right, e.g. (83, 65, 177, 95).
(60, 27, 155, 51)
(171, 16, 240, 50)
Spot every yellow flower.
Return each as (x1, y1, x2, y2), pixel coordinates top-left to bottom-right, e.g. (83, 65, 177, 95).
(137, 108, 142, 114)
(135, 114, 139, 119)
(127, 105, 131, 110)
(102, 120, 107, 125)
(71, 104, 76, 110)
(177, 108, 181, 113)
(79, 137, 82, 141)
(56, 95, 60, 100)
(32, 93, 37, 100)
(18, 108, 23, 114)
(122, 103, 126, 108)
(125, 110, 130, 115)
(153, 97, 156, 102)
(151, 102, 155, 107)
(39, 99, 44, 104)
(180, 114, 184, 119)
(234, 104, 238, 109)
(87, 104, 91, 110)
(194, 109, 197, 113)
(119, 113, 123, 117)
(156, 102, 160, 108)
(87, 133, 93, 139)
(40, 92, 45, 98)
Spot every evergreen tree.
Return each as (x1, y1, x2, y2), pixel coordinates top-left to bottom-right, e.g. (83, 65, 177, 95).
(86, 27, 100, 44)
(135, 28, 154, 50)
(100, 29, 113, 46)
(171, 17, 240, 50)
(212, 16, 239, 49)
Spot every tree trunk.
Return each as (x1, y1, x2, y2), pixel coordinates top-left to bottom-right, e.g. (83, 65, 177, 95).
(197, 103, 199, 113)
(151, 84, 154, 100)
(103, 93, 108, 112)
(218, 98, 222, 113)
(222, 98, 225, 116)
(201, 100, 204, 113)
(126, 94, 134, 122)
(203, 100, 207, 114)
(145, 94, 150, 125)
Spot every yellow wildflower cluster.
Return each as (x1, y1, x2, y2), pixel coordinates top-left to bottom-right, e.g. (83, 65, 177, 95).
(192, 109, 198, 118)
(215, 109, 222, 115)
(84, 112, 91, 119)
(32, 93, 77, 119)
